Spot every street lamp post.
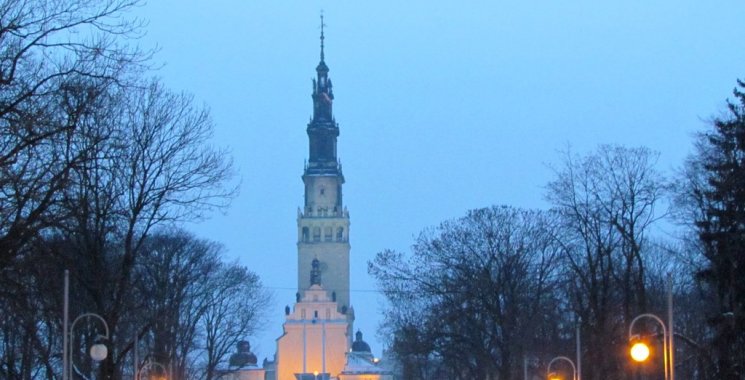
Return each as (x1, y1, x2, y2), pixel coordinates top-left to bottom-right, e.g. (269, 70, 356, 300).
(542, 321, 581, 380)
(628, 273, 675, 380)
(63, 271, 110, 380)
(628, 313, 672, 380)
(546, 356, 577, 380)
(666, 272, 675, 380)
(137, 360, 169, 380)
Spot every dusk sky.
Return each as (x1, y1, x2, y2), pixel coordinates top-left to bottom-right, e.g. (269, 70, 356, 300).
(134, 1, 745, 361)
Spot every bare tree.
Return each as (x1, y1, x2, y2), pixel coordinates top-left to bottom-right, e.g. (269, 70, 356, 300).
(642, 239, 716, 379)
(0, 0, 146, 270)
(107, 78, 236, 348)
(0, 2, 243, 379)
(370, 206, 564, 380)
(0, 1, 148, 377)
(47, 77, 235, 379)
(0, 241, 64, 380)
(545, 144, 668, 380)
(200, 264, 269, 380)
(133, 230, 269, 380)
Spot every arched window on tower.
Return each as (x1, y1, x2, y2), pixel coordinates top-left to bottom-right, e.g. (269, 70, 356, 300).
(336, 227, 344, 241)
(302, 227, 310, 242)
(313, 227, 321, 242)
(324, 227, 332, 241)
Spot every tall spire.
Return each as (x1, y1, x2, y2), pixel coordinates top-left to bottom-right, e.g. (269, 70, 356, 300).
(306, 12, 338, 177)
(320, 12, 326, 62)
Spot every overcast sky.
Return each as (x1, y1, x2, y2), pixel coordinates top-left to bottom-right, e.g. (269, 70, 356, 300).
(134, 1, 745, 361)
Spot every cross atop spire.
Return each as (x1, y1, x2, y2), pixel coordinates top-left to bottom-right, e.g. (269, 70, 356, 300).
(320, 11, 326, 62)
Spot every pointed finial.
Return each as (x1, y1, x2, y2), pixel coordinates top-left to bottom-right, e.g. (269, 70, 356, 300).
(320, 11, 326, 62)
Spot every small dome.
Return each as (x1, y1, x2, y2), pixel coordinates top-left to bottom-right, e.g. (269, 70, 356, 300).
(351, 330, 371, 353)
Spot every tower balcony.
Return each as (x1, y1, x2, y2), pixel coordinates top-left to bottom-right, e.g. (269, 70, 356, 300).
(297, 207, 350, 244)
(304, 160, 343, 177)
(299, 206, 349, 219)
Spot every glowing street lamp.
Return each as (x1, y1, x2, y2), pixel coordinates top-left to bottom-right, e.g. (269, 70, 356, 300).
(629, 340, 651, 362)
(628, 313, 672, 380)
(546, 356, 577, 380)
(628, 272, 676, 380)
(137, 360, 168, 380)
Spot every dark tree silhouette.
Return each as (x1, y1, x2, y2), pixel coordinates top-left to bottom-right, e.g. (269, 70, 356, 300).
(546, 145, 668, 380)
(370, 206, 565, 380)
(679, 80, 745, 379)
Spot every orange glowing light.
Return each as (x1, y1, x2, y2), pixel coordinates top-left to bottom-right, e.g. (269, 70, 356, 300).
(630, 341, 651, 362)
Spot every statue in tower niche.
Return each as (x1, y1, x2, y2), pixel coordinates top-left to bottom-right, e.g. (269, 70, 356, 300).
(310, 258, 322, 286)
(228, 340, 258, 368)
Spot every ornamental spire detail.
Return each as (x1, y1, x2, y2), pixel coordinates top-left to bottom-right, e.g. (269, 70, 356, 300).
(320, 12, 325, 62)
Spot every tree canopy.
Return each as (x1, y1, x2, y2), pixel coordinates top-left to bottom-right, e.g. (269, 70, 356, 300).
(0, 2, 265, 379)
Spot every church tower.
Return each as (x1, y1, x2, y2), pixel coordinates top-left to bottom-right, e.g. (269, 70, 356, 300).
(273, 19, 392, 380)
(296, 19, 351, 315)
(274, 18, 356, 380)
